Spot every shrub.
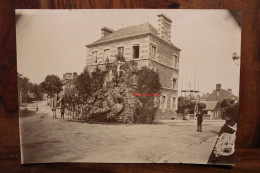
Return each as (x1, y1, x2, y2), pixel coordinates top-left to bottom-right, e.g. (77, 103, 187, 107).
(133, 66, 161, 124)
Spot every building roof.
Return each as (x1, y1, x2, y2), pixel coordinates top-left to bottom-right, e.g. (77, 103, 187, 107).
(157, 13, 172, 23)
(205, 89, 237, 102)
(201, 101, 218, 111)
(87, 23, 158, 47)
(101, 26, 115, 33)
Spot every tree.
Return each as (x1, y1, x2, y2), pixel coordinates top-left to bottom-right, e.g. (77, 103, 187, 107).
(40, 75, 62, 98)
(91, 65, 107, 92)
(133, 66, 162, 123)
(75, 69, 92, 100)
(73, 70, 92, 119)
(178, 96, 206, 114)
(30, 84, 45, 100)
(18, 73, 30, 103)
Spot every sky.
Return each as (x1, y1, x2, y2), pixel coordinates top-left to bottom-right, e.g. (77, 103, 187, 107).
(16, 9, 241, 96)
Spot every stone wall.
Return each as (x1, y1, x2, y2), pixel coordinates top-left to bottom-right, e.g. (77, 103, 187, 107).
(154, 88, 178, 120)
(149, 60, 178, 89)
(149, 35, 180, 68)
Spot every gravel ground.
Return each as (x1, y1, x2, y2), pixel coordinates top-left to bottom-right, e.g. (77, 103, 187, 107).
(19, 101, 222, 164)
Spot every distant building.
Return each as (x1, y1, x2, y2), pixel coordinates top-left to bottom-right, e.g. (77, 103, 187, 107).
(202, 84, 238, 119)
(62, 72, 78, 85)
(201, 101, 218, 119)
(85, 14, 181, 119)
(205, 84, 238, 102)
(60, 72, 78, 97)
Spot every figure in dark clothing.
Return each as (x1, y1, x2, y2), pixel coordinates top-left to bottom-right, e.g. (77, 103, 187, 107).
(196, 111, 203, 132)
(61, 106, 65, 119)
(208, 99, 238, 165)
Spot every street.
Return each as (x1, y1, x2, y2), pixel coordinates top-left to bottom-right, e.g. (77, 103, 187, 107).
(20, 101, 223, 164)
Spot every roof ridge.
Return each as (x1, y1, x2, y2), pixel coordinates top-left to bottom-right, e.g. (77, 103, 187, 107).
(89, 22, 158, 46)
(116, 22, 153, 31)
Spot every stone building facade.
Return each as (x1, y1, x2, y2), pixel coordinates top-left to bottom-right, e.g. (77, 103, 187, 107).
(85, 14, 181, 119)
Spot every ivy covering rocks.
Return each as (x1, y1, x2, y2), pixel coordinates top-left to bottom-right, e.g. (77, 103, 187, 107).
(65, 55, 162, 124)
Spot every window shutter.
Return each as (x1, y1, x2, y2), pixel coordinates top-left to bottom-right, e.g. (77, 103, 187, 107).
(160, 96, 163, 109)
(164, 96, 168, 110)
(170, 97, 172, 110)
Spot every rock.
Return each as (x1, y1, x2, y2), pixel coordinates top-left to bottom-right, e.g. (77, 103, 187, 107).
(126, 93, 133, 99)
(96, 107, 110, 114)
(106, 113, 116, 119)
(87, 97, 95, 104)
(104, 92, 109, 97)
(128, 98, 136, 105)
(111, 103, 123, 114)
(97, 94, 103, 100)
(107, 95, 115, 106)
(103, 100, 111, 109)
(90, 106, 99, 114)
(93, 100, 102, 107)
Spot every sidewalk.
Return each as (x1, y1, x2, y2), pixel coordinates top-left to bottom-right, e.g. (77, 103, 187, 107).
(155, 119, 225, 124)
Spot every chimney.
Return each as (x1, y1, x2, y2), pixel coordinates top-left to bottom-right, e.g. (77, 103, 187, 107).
(227, 89, 232, 93)
(157, 14, 172, 43)
(73, 72, 77, 79)
(101, 27, 114, 38)
(216, 84, 221, 91)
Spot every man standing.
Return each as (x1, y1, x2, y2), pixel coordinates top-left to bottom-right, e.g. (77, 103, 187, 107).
(196, 110, 203, 132)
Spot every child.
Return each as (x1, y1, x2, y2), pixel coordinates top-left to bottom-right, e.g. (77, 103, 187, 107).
(61, 106, 65, 119)
(52, 108, 57, 119)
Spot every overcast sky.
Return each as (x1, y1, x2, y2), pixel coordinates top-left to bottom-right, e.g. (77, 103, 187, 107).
(16, 9, 241, 96)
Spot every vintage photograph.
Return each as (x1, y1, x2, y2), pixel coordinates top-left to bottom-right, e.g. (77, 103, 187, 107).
(16, 9, 241, 165)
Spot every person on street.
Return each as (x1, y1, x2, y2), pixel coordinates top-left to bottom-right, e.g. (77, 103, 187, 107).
(52, 107, 57, 119)
(196, 110, 203, 132)
(207, 99, 238, 165)
(61, 106, 65, 119)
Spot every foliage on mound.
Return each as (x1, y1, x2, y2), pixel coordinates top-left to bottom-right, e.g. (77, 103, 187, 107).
(64, 55, 162, 124)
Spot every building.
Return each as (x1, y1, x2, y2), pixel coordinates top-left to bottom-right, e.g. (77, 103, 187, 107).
(201, 101, 218, 120)
(85, 14, 181, 119)
(205, 84, 238, 102)
(62, 72, 78, 85)
(202, 84, 238, 119)
(60, 72, 78, 97)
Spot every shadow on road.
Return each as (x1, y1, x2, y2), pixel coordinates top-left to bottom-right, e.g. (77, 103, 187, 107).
(20, 110, 36, 117)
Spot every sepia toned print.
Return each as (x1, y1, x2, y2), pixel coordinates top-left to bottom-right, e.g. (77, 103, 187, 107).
(16, 9, 241, 165)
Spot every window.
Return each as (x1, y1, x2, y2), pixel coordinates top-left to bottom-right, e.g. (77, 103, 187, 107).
(133, 45, 140, 59)
(151, 45, 156, 59)
(92, 51, 97, 64)
(160, 96, 163, 109)
(104, 49, 110, 62)
(117, 47, 124, 57)
(173, 78, 177, 89)
(160, 95, 167, 112)
(174, 54, 178, 67)
(164, 96, 167, 111)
